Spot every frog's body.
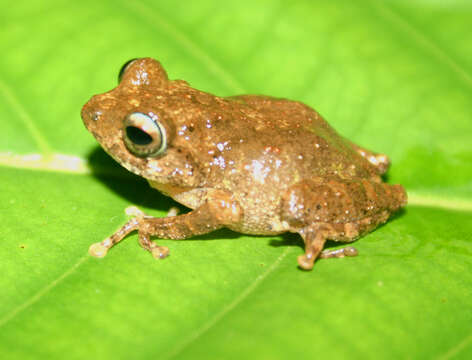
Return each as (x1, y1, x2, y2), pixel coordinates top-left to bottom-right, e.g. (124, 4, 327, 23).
(82, 58, 406, 270)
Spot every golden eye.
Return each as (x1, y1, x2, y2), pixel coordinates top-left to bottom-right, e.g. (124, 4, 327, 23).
(118, 58, 138, 83)
(123, 112, 166, 157)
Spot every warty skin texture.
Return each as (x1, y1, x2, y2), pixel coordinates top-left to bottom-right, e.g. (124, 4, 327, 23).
(81, 58, 407, 270)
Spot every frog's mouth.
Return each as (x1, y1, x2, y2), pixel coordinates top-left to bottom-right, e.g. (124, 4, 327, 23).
(99, 142, 147, 178)
(102, 140, 200, 189)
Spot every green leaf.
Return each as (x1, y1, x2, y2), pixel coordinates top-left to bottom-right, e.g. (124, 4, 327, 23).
(1, 0, 471, 359)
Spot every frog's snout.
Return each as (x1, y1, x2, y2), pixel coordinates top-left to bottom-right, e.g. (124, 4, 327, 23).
(82, 93, 117, 127)
(81, 96, 98, 127)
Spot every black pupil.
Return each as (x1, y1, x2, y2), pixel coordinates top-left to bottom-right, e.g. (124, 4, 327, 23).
(126, 126, 153, 145)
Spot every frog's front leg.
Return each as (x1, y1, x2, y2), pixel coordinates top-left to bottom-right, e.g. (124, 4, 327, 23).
(89, 192, 242, 259)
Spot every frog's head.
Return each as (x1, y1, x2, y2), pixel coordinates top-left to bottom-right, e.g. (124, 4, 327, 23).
(81, 58, 202, 189)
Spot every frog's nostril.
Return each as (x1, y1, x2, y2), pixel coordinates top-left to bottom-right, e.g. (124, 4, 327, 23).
(125, 126, 153, 145)
(92, 111, 102, 121)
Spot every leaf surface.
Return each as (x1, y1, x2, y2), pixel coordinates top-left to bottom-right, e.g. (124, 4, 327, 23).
(1, 1, 471, 359)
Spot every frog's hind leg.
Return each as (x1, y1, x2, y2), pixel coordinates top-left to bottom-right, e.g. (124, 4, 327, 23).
(297, 224, 329, 270)
(319, 246, 358, 259)
(297, 225, 360, 270)
(349, 141, 390, 175)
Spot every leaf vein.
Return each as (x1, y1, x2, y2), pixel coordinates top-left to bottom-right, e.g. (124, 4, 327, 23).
(164, 247, 292, 359)
(437, 333, 472, 360)
(0, 256, 89, 329)
(0, 152, 91, 174)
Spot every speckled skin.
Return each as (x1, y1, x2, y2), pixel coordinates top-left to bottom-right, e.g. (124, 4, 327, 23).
(81, 58, 407, 270)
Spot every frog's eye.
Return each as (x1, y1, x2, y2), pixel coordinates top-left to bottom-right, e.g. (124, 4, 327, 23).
(123, 112, 166, 157)
(118, 58, 138, 83)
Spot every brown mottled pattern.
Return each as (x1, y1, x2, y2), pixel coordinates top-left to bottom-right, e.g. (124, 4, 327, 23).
(281, 178, 406, 242)
(82, 58, 407, 271)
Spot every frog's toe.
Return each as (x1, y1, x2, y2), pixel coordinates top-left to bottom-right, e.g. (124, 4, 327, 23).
(320, 246, 359, 259)
(89, 242, 109, 258)
(151, 246, 170, 260)
(125, 205, 145, 218)
(165, 207, 180, 217)
(297, 253, 315, 270)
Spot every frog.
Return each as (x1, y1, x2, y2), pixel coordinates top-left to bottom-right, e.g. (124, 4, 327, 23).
(81, 57, 407, 270)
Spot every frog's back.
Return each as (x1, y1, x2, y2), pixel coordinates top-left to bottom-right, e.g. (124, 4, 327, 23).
(230, 95, 381, 181)
(231, 95, 327, 130)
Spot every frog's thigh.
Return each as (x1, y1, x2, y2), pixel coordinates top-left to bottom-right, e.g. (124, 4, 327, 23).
(280, 180, 362, 270)
(349, 141, 390, 175)
(280, 179, 358, 229)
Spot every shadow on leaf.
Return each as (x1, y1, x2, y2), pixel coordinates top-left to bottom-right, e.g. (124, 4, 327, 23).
(86, 147, 243, 244)
(86, 146, 177, 212)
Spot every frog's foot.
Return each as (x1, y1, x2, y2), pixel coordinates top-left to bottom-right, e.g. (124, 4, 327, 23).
(297, 253, 316, 270)
(297, 226, 328, 270)
(88, 206, 146, 258)
(368, 153, 390, 175)
(88, 217, 139, 258)
(89, 197, 237, 260)
(319, 246, 358, 259)
(137, 231, 170, 260)
(127, 205, 181, 219)
(133, 206, 177, 260)
(125, 205, 146, 217)
(89, 239, 112, 258)
(351, 143, 390, 175)
(165, 206, 180, 217)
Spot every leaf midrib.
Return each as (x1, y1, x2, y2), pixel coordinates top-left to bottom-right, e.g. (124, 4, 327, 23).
(1, 151, 471, 213)
(163, 247, 292, 359)
(0, 256, 89, 329)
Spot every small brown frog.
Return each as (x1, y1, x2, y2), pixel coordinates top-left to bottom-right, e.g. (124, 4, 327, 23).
(81, 58, 407, 270)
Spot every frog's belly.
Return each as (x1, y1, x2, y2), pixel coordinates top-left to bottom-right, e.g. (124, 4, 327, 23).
(171, 187, 290, 235)
(227, 196, 291, 235)
(227, 213, 290, 235)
